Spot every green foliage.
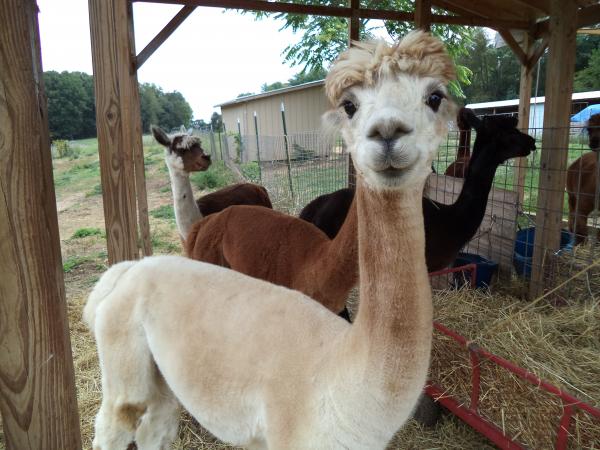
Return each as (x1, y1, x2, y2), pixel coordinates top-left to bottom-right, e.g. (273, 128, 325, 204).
(574, 47, 600, 92)
(211, 112, 224, 132)
(237, 92, 255, 98)
(190, 161, 235, 190)
(249, 1, 474, 98)
(240, 162, 261, 182)
(85, 183, 102, 197)
(71, 227, 103, 239)
(261, 81, 286, 92)
(52, 139, 80, 159)
(54, 160, 100, 187)
(44, 71, 96, 140)
(63, 255, 92, 273)
(150, 204, 175, 219)
(140, 83, 194, 132)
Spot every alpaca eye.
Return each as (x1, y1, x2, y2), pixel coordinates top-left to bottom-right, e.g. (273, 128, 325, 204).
(426, 91, 444, 112)
(341, 100, 357, 118)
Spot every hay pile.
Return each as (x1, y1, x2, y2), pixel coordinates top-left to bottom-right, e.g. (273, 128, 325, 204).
(430, 287, 600, 449)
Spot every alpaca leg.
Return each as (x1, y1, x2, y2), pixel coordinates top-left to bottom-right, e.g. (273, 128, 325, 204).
(92, 399, 137, 450)
(93, 304, 161, 449)
(135, 382, 180, 450)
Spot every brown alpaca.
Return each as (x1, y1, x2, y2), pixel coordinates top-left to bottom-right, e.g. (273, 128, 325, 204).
(85, 31, 454, 449)
(567, 113, 600, 244)
(151, 125, 272, 241)
(445, 107, 472, 178)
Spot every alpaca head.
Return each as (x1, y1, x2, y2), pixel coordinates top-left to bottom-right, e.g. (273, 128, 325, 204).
(323, 31, 456, 190)
(151, 125, 212, 172)
(586, 113, 600, 151)
(461, 111, 536, 165)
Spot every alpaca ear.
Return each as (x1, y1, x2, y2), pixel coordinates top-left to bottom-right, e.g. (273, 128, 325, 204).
(462, 108, 481, 131)
(151, 125, 171, 147)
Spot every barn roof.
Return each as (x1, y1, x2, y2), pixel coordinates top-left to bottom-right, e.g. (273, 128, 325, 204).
(467, 91, 600, 110)
(216, 80, 325, 108)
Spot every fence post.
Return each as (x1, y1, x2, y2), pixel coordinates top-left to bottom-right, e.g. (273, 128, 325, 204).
(209, 124, 217, 159)
(222, 122, 230, 161)
(253, 111, 262, 182)
(281, 102, 295, 204)
(237, 118, 244, 163)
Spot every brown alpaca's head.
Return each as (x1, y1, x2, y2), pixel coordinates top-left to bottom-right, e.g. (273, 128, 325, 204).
(323, 31, 457, 191)
(586, 113, 600, 151)
(151, 125, 212, 172)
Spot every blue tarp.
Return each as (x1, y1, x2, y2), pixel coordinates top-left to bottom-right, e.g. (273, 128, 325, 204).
(570, 104, 600, 123)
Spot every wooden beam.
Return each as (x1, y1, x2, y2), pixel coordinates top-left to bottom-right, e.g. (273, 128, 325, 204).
(0, 1, 81, 448)
(90, 0, 142, 264)
(514, 32, 534, 207)
(529, 0, 578, 298)
(527, 33, 549, 69)
(348, 0, 359, 42)
(511, 0, 550, 14)
(499, 29, 528, 66)
(133, 0, 531, 29)
(135, 5, 195, 70)
(127, 2, 153, 257)
(442, 0, 532, 21)
(534, 3, 600, 38)
(415, 0, 432, 31)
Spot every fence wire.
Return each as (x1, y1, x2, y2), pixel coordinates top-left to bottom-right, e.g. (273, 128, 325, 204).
(193, 122, 599, 300)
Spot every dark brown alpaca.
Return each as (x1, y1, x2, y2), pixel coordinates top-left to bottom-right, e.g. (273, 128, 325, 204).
(567, 113, 600, 245)
(445, 107, 472, 178)
(151, 125, 272, 240)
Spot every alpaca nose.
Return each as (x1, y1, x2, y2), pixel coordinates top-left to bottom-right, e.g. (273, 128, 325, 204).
(368, 119, 412, 152)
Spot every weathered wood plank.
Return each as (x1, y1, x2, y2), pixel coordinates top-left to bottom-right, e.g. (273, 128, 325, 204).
(514, 32, 533, 206)
(0, 1, 81, 448)
(425, 174, 519, 271)
(530, 0, 578, 297)
(90, 0, 141, 264)
(415, 0, 432, 31)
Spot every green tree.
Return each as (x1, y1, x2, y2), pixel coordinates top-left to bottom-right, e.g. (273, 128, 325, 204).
(139, 83, 162, 132)
(288, 66, 328, 86)
(261, 81, 286, 92)
(574, 47, 600, 92)
(249, 1, 474, 97)
(157, 91, 193, 130)
(44, 70, 96, 140)
(211, 112, 224, 132)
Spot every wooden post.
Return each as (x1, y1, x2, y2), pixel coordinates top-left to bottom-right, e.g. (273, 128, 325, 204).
(127, 1, 152, 257)
(0, 2, 81, 448)
(90, 0, 143, 264)
(281, 102, 295, 203)
(415, 0, 432, 31)
(529, 0, 578, 298)
(514, 32, 534, 206)
(254, 111, 263, 182)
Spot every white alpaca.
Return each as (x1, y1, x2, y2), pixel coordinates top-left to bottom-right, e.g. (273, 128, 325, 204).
(85, 31, 456, 450)
(151, 125, 211, 239)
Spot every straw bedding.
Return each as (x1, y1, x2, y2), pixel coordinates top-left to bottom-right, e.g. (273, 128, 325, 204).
(430, 281, 600, 449)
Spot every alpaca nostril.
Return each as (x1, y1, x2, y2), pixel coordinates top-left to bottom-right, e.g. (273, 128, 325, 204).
(368, 121, 412, 145)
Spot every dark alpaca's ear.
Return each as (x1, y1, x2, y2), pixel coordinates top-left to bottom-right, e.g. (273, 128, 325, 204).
(151, 125, 171, 147)
(461, 108, 481, 131)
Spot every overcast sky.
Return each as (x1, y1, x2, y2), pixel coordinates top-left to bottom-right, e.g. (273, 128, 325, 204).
(37, 0, 300, 120)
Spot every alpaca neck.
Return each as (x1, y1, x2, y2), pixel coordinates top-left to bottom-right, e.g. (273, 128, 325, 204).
(350, 178, 432, 382)
(167, 165, 201, 240)
(319, 197, 359, 297)
(453, 146, 500, 225)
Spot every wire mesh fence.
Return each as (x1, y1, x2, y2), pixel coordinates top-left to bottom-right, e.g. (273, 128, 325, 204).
(191, 120, 599, 299)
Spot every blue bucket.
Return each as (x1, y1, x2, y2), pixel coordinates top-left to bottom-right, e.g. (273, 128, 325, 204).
(452, 252, 499, 289)
(513, 227, 572, 278)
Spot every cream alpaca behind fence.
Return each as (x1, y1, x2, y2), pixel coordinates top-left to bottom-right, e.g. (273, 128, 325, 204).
(85, 30, 455, 450)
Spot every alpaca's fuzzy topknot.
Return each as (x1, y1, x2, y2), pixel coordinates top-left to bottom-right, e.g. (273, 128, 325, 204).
(172, 134, 202, 151)
(325, 30, 456, 105)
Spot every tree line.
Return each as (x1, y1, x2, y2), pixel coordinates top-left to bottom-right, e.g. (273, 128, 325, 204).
(44, 70, 193, 140)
